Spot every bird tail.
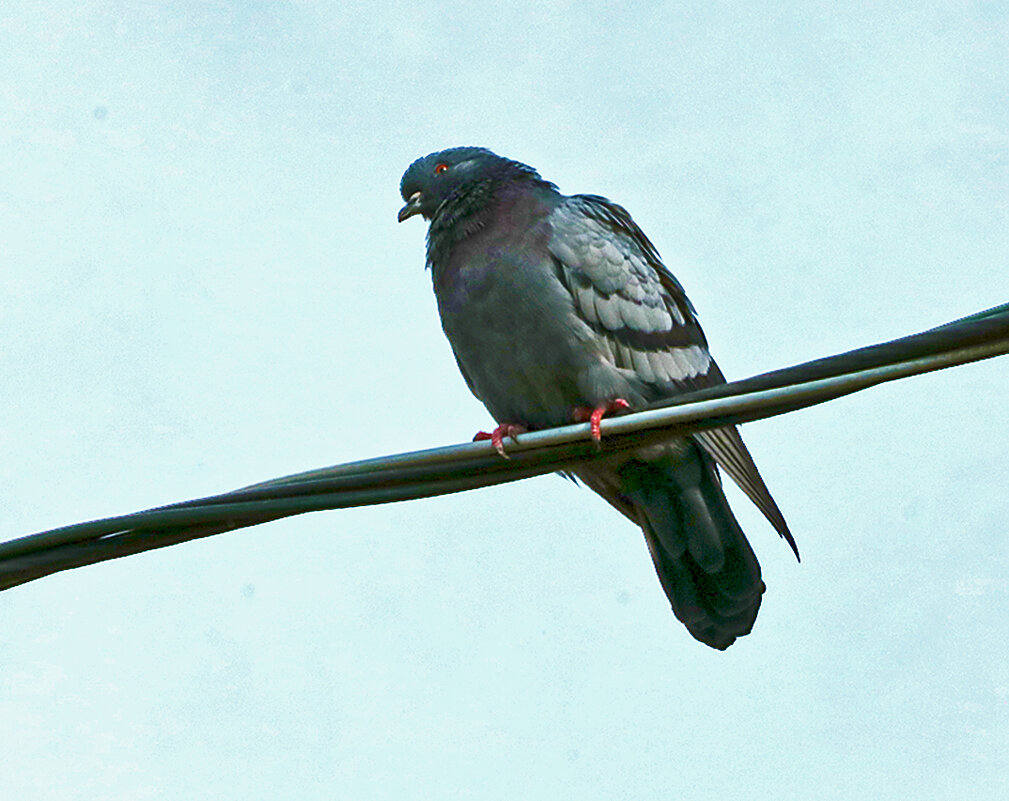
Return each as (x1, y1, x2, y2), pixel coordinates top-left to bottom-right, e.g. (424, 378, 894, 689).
(617, 442, 765, 650)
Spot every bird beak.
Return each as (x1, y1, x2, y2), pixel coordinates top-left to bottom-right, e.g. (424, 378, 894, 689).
(397, 191, 423, 222)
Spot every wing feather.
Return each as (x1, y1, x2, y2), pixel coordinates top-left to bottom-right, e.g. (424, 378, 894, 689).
(548, 194, 711, 387)
(548, 194, 794, 549)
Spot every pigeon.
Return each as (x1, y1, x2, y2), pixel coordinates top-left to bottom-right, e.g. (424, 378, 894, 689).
(398, 147, 798, 649)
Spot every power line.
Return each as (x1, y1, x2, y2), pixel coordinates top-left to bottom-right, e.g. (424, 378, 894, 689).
(2, 302, 1006, 592)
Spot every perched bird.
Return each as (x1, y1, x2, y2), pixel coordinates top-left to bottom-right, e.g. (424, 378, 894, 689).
(398, 147, 798, 649)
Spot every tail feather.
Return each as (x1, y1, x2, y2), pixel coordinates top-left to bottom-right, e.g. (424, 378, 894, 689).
(618, 442, 765, 650)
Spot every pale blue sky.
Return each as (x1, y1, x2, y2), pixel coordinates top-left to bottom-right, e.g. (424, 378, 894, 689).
(2, 2, 1007, 799)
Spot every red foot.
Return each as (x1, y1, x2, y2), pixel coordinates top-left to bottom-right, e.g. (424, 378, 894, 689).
(473, 423, 528, 458)
(572, 398, 631, 442)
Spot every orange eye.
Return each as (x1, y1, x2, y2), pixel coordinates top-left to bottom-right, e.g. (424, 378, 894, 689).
(434, 163, 449, 174)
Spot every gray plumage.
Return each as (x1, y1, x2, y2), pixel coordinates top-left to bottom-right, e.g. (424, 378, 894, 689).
(399, 147, 798, 649)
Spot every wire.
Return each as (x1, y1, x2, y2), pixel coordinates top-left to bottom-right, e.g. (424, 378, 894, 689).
(2, 302, 1006, 592)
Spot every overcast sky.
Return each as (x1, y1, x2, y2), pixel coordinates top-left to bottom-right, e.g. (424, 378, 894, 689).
(2, 2, 1007, 799)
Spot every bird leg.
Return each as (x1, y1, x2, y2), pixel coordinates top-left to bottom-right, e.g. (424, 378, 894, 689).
(473, 423, 528, 459)
(572, 398, 631, 442)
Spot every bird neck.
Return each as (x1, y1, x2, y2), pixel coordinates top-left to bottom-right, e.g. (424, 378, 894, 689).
(426, 169, 553, 268)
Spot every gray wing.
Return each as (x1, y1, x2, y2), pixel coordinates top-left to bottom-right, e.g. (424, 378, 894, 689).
(548, 194, 797, 556)
(548, 194, 713, 389)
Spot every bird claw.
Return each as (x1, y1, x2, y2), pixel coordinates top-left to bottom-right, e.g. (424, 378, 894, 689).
(473, 423, 528, 458)
(572, 398, 631, 442)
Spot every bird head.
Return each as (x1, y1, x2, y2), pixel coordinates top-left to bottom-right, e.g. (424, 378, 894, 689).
(397, 147, 540, 223)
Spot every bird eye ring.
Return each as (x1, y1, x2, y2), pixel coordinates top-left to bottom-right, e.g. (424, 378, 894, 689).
(434, 163, 449, 174)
